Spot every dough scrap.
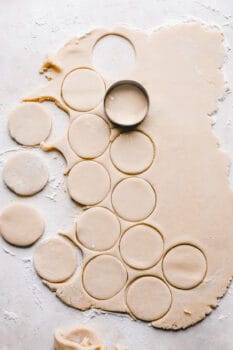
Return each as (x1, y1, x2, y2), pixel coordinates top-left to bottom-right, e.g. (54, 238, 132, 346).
(83, 255, 127, 300)
(3, 151, 49, 196)
(34, 237, 77, 282)
(68, 114, 110, 159)
(54, 327, 105, 350)
(76, 207, 120, 251)
(112, 177, 156, 221)
(120, 224, 163, 269)
(67, 161, 110, 205)
(23, 24, 233, 329)
(110, 131, 154, 174)
(0, 203, 44, 247)
(8, 102, 52, 146)
(62, 68, 105, 111)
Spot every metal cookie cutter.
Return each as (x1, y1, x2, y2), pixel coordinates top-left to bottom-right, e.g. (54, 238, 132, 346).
(104, 80, 150, 128)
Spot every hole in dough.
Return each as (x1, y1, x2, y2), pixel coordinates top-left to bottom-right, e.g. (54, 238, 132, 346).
(76, 207, 120, 251)
(68, 114, 110, 159)
(54, 327, 105, 350)
(110, 131, 154, 174)
(120, 224, 163, 269)
(126, 276, 172, 321)
(34, 236, 77, 283)
(83, 255, 127, 300)
(92, 34, 136, 79)
(105, 83, 148, 127)
(3, 151, 49, 196)
(61, 68, 105, 112)
(112, 177, 156, 221)
(162, 244, 207, 290)
(8, 102, 52, 146)
(0, 203, 44, 247)
(67, 161, 110, 206)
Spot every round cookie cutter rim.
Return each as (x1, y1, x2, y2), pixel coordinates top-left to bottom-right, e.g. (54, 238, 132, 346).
(103, 79, 150, 128)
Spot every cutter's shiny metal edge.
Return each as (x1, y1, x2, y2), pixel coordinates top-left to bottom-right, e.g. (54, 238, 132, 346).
(103, 80, 150, 129)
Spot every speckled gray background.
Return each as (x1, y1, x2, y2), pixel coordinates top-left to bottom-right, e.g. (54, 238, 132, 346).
(1, 0, 233, 349)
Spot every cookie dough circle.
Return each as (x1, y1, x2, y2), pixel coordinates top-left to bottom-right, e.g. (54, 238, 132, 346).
(120, 224, 163, 269)
(3, 151, 49, 196)
(110, 131, 154, 174)
(8, 102, 52, 146)
(68, 114, 110, 158)
(126, 277, 172, 321)
(76, 207, 120, 251)
(68, 161, 110, 205)
(162, 244, 207, 290)
(83, 255, 127, 300)
(62, 68, 105, 111)
(34, 237, 77, 282)
(0, 203, 44, 247)
(112, 178, 156, 221)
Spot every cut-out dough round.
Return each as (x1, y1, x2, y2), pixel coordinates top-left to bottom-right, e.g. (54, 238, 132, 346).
(0, 203, 44, 247)
(110, 131, 154, 174)
(105, 83, 148, 127)
(162, 244, 207, 290)
(62, 68, 105, 111)
(83, 255, 127, 300)
(34, 237, 77, 282)
(68, 114, 110, 159)
(8, 102, 52, 146)
(120, 224, 163, 269)
(76, 207, 120, 251)
(68, 161, 110, 205)
(126, 276, 172, 321)
(3, 151, 49, 196)
(54, 327, 105, 350)
(112, 177, 156, 221)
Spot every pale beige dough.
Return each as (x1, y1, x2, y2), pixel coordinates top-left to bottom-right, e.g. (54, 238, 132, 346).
(120, 224, 163, 269)
(105, 84, 148, 126)
(110, 131, 154, 174)
(76, 207, 120, 251)
(126, 276, 172, 321)
(162, 244, 207, 290)
(26, 25, 233, 329)
(34, 237, 77, 282)
(112, 177, 156, 221)
(54, 327, 105, 350)
(3, 151, 49, 196)
(0, 203, 44, 247)
(83, 255, 127, 300)
(62, 68, 105, 111)
(8, 102, 52, 146)
(67, 161, 110, 205)
(68, 114, 110, 159)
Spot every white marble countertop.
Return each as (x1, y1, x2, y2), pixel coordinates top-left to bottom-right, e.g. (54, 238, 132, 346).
(1, 0, 233, 349)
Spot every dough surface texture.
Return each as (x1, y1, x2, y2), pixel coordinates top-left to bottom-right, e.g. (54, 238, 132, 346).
(8, 102, 52, 146)
(3, 151, 48, 196)
(22, 24, 233, 329)
(0, 203, 44, 246)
